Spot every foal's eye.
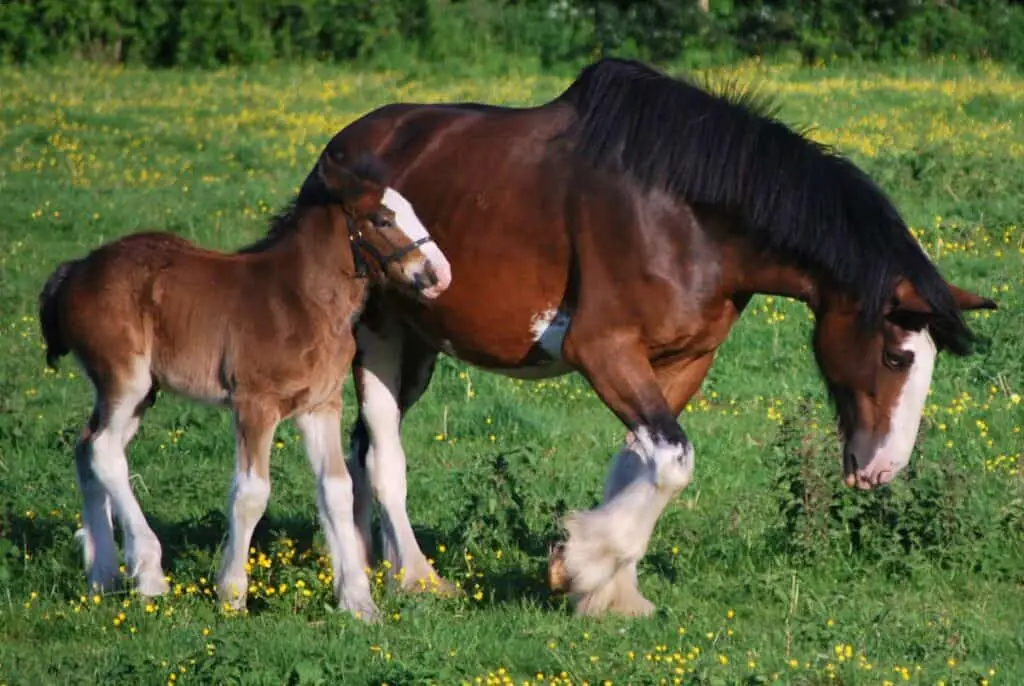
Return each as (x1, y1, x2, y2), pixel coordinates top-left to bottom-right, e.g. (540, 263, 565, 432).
(883, 348, 915, 370)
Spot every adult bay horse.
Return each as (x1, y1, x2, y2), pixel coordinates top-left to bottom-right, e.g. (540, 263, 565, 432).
(39, 151, 451, 621)
(311, 58, 997, 616)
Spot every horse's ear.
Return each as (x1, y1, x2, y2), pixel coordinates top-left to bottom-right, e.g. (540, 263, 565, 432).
(892, 278, 997, 316)
(891, 279, 932, 316)
(947, 281, 997, 311)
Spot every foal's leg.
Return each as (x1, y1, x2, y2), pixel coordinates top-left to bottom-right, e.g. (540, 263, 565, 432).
(216, 400, 275, 609)
(77, 366, 168, 596)
(557, 334, 700, 617)
(296, 404, 378, 621)
(350, 319, 452, 593)
(75, 410, 119, 593)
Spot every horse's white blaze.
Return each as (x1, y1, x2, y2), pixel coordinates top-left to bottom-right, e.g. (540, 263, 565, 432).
(530, 308, 571, 359)
(559, 426, 693, 615)
(382, 187, 452, 298)
(848, 329, 937, 486)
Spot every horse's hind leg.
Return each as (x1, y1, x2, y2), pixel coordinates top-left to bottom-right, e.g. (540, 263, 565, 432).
(79, 361, 168, 596)
(216, 399, 275, 609)
(350, 318, 453, 594)
(297, 404, 378, 621)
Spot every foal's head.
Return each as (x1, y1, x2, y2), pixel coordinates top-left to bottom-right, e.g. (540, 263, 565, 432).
(812, 279, 996, 490)
(317, 151, 451, 300)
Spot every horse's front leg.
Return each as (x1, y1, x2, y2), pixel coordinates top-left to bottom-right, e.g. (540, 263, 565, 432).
(556, 333, 712, 617)
(349, 318, 455, 595)
(297, 402, 378, 622)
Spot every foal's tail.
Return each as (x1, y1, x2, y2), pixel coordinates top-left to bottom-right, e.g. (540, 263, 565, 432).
(39, 259, 78, 369)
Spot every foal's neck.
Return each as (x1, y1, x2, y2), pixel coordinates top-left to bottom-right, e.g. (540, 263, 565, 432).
(274, 205, 356, 267)
(260, 206, 363, 299)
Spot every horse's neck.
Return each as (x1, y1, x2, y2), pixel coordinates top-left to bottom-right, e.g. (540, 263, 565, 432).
(729, 249, 821, 311)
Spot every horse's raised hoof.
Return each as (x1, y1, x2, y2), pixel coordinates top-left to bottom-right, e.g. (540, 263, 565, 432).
(573, 566, 656, 618)
(547, 541, 569, 593)
(584, 586, 656, 618)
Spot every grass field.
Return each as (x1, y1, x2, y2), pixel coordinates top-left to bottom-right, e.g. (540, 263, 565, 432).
(0, 60, 1022, 685)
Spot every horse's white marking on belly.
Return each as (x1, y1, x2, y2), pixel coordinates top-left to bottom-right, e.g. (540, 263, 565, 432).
(429, 309, 575, 379)
(530, 308, 570, 359)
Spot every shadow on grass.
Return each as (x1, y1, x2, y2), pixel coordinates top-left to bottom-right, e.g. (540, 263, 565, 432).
(1, 501, 568, 612)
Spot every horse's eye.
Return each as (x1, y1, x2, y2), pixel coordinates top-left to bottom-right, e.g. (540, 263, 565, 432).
(373, 215, 394, 229)
(883, 348, 914, 370)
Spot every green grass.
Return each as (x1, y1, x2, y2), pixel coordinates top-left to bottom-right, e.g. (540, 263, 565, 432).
(1, 60, 1022, 686)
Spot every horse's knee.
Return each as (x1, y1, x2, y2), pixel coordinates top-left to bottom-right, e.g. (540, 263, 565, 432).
(632, 425, 694, 493)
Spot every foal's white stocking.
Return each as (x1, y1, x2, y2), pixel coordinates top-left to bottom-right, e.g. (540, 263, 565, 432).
(216, 410, 273, 609)
(297, 409, 378, 621)
(79, 374, 168, 597)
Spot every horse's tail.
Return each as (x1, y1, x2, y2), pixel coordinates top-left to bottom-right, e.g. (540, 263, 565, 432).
(39, 259, 78, 369)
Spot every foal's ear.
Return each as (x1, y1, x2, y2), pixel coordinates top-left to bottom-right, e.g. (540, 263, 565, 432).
(316, 151, 386, 213)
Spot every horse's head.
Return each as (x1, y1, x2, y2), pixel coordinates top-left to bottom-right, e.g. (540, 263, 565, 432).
(812, 278, 996, 490)
(317, 151, 451, 300)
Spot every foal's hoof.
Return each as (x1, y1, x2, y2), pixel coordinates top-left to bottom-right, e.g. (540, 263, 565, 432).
(547, 541, 569, 593)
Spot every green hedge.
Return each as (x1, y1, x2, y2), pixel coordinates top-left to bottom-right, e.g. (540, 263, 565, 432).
(2, 0, 1023, 68)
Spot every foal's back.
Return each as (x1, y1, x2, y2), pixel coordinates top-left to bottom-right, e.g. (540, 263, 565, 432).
(57, 231, 343, 407)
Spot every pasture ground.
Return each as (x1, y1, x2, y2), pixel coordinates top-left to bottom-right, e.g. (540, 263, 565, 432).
(0, 61, 1022, 685)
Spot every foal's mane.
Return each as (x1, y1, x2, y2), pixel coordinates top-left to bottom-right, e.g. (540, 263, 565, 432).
(238, 155, 388, 255)
(558, 57, 974, 353)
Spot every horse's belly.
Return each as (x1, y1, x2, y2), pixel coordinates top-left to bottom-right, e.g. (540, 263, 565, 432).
(437, 306, 574, 379)
(479, 360, 574, 379)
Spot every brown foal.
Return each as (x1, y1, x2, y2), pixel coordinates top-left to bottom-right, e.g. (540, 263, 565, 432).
(38, 151, 451, 621)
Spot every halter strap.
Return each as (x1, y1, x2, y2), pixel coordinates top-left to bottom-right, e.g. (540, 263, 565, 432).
(346, 225, 434, 278)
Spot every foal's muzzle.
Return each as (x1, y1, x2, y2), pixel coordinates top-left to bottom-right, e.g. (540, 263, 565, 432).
(411, 260, 446, 300)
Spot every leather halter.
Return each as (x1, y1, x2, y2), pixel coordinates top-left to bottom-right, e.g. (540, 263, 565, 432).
(345, 220, 433, 278)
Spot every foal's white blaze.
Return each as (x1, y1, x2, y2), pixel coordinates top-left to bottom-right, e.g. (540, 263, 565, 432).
(847, 329, 937, 487)
(530, 308, 571, 360)
(382, 187, 452, 299)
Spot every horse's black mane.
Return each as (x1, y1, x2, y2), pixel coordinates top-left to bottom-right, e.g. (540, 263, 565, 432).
(239, 154, 388, 255)
(558, 57, 974, 353)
